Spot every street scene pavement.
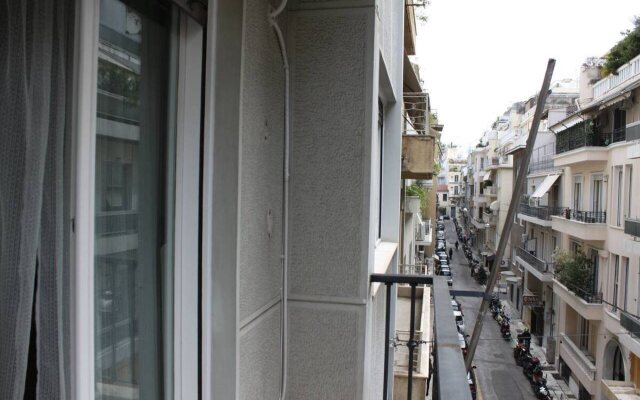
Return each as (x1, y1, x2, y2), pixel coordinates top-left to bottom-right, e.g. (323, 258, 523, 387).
(443, 219, 537, 400)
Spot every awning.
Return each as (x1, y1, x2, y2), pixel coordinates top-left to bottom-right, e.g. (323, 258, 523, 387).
(530, 174, 560, 198)
(483, 171, 492, 182)
(490, 201, 500, 211)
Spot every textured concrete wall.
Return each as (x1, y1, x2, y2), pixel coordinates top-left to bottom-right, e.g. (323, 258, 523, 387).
(238, 0, 285, 397)
(287, 6, 375, 399)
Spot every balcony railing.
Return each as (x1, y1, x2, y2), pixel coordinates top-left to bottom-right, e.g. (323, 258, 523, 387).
(560, 333, 596, 380)
(592, 53, 640, 100)
(528, 156, 554, 174)
(625, 218, 640, 237)
(555, 120, 626, 154)
(570, 210, 606, 223)
(519, 203, 553, 220)
(555, 276, 603, 304)
(516, 247, 553, 274)
(370, 274, 472, 400)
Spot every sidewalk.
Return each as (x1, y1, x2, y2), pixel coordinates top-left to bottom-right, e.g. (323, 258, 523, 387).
(499, 301, 575, 399)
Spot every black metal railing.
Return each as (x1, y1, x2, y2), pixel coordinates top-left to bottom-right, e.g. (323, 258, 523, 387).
(555, 120, 626, 154)
(370, 274, 471, 400)
(570, 210, 606, 223)
(613, 127, 626, 143)
(555, 276, 603, 304)
(528, 156, 554, 174)
(516, 247, 552, 274)
(519, 203, 552, 220)
(625, 218, 640, 237)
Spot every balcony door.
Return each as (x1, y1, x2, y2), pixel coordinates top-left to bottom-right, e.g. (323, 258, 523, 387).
(573, 175, 582, 211)
(72, 0, 203, 398)
(591, 174, 603, 213)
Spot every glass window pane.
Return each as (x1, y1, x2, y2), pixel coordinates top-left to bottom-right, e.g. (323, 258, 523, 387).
(94, 0, 177, 398)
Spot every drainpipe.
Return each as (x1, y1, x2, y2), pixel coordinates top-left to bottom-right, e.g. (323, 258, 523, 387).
(269, 2, 289, 399)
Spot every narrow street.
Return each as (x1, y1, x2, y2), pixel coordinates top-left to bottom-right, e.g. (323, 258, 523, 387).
(443, 219, 537, 400)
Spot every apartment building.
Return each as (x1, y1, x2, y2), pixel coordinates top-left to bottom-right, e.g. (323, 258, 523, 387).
(445, 145, 467, 219)
(541, 58, 640, 400)
(1, 1, 469, 400)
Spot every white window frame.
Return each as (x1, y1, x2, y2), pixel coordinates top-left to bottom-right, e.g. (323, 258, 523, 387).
(70, 3, 202, 398)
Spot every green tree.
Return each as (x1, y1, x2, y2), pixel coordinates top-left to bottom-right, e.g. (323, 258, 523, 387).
(553, 249, 593, 299)
(603, 16, 640, 76)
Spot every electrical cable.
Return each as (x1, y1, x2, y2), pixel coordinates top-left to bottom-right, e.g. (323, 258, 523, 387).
(269, 2, 289, 399)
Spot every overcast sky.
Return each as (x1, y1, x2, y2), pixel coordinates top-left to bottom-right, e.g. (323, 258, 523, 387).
(415, 0, 639, 149)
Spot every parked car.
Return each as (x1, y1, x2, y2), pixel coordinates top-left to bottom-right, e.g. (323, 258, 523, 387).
(439, 267, 453, 286)
(468, 371, 477, 400)
(458, 332, 468, 355)
(436, 242, 446, 251)
(451, 299, 462, 313)
(436, 231, 445, 240)
(454, 310, 465, 333)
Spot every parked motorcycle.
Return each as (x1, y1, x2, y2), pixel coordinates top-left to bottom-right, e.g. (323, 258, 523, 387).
(513, 343, 529, 366)
(522, 356, 541, 381)
(500, 321, 511, 340)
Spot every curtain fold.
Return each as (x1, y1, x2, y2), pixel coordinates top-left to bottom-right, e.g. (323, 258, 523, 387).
(0, 0, 72, 398)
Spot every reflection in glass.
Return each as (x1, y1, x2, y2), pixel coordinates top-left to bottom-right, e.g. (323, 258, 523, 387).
(94, 0, 176, 398)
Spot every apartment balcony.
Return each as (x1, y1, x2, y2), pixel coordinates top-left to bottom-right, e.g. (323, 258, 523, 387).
(554, 120, 620, 167)
(515, 247, 553, 282)
(559, 333, 597, 393)
(517, 204, 562, 227)
(401, 134, 435, 179)
(415, 220, 432, 246)
(551, 209, 607, 241)
(592, 53, 640, 101)
(624, 219, 640, 256)
(370, 274, 472, 400)
(471, 216, 487, 230)
(619, 312, 640, 359)
(553, 279, 602, 320)
(602, 380, 640, 400)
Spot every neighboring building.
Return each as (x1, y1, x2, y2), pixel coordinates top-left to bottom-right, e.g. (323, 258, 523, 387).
(546, 57, 640, 400)
(445, 144, 467, 219)
(1, 1, 468, 400)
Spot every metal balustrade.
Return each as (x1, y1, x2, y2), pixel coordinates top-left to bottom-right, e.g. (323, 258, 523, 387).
(571, 210, 606, 223)
(516, 247, 553, 274)
(370, 274, 471, 400)
(625, 218, 640, 237)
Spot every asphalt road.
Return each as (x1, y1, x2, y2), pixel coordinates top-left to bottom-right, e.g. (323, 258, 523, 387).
(443, 219, 537, 400)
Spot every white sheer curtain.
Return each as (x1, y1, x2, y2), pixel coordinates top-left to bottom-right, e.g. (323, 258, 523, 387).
(0, 0, 73, 398)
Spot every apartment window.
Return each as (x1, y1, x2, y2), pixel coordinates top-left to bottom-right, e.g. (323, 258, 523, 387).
(591, 174, 603, 213)
(625, 165, 633, 219)
(551, 236, 557, 254)
(612, 255, 620, 312)
(578, 316, 590, 352)
(573, 175, 582, 211)
(454, 186, 459, 195)
(540, 232, 545, 260)
(614, 108, 627, 133)
(623, 257, 629, 311)
(570, 241, 581, 254)
(443, 193, 448, 202)
(376, 100, 384, 239)
(454, 175, 459, 182)
(614, 166, 623, 226)
(589, 248, 599, 294)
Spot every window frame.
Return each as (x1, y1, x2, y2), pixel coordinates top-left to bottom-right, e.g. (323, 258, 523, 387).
(70, 3, 202, 398)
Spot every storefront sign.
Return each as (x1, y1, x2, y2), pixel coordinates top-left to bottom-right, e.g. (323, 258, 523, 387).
(523, 294, 541, 306)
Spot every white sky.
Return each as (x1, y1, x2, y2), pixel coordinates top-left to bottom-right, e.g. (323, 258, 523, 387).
(415, 0, 639, 149)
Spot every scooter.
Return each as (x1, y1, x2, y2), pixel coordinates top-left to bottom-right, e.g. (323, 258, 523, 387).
(523, 357, 541, 381)
(500, 321, 511, 340)
(513, 343, 529, 366)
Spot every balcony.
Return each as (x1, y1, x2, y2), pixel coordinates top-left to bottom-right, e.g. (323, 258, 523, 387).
(528, 156, 554, 175)
(517, 204, 563, 227)
(554, 120, 621, 166)
(553, 279, 602, 320)
(559, 334, 597, 393)
(415, 220, 432, 246)
(592, 53, 640, 100)
(370, 274, 472, 400)
(602, 380, 640, 400)
(515, 247, 553, 282)
(551, 209, 607, 241)
(625, 218, 640, 237)
(401, 134, 435, 179)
